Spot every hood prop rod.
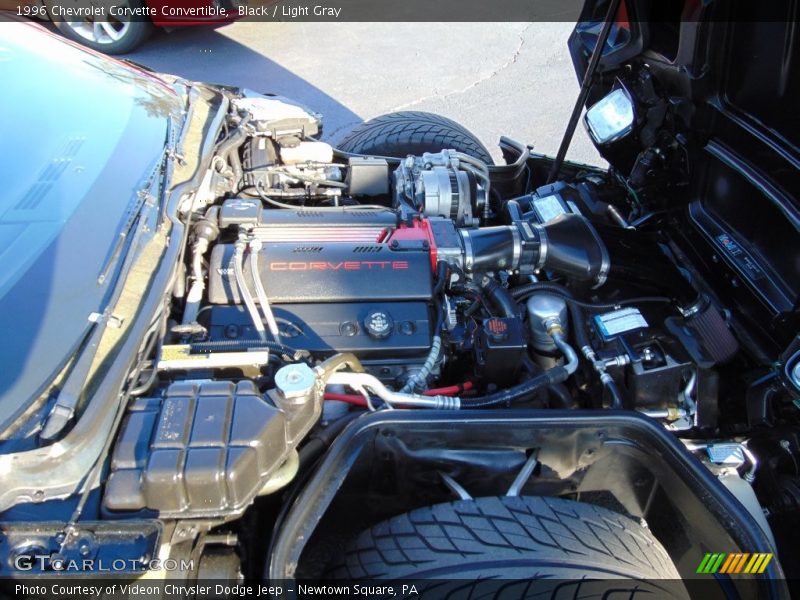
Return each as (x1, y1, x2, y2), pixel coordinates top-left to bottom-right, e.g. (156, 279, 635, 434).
(547, 0, 622, 183)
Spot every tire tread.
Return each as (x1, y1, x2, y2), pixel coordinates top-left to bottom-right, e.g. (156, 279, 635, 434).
(329, 496, 680, 580)
(337, 111, 493, 163)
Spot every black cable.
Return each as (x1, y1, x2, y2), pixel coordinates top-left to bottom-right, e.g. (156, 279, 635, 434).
(189, 339, 307, 361)
(510, 282, 672, 309)
(450, 283, 491, 317)
(430, 261, 448, 336)
(433, 261, 448, 296)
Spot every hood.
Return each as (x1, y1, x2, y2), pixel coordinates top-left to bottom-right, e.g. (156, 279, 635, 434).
(568, 0, 799, 354)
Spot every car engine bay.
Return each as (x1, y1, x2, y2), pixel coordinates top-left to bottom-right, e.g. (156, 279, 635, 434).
(78, 66, 797, 580)
(3, 8, 800, 592)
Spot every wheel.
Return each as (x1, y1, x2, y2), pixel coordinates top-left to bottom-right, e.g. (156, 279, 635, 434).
(337, 111, 494, 164)
(51, 1, 153, 55)
(329, 496, 688, 597)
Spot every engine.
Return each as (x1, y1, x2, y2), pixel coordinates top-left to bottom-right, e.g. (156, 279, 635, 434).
(206, 206, 435, 368)
(198, 193, 608, 381)
(162, 95, 737, 410)
(103, 93, 773, 519)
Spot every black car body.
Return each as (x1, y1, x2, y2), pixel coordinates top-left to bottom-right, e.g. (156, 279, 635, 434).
(0, 2, 797, 596)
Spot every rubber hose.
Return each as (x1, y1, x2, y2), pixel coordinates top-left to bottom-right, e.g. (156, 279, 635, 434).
(297, 411, 363, 471)
(216, 123, 249, 183)
(547, 382, 577, 409)
(522, 355, 577, 409)
(479, 277, 518, 318)
(460, 367, 569, 409)
(605, 380, 624, 410)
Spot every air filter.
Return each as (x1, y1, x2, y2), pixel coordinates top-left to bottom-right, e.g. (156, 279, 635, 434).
(685, 303, 740, 365)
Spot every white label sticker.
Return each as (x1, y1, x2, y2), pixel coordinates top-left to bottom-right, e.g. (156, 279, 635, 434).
(595, 308, 648, 339)
(533, 194, 567, 223)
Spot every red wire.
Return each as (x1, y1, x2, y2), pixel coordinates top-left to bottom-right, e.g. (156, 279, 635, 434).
(423, 381, 474, 396)
(324, 392, 368, 406)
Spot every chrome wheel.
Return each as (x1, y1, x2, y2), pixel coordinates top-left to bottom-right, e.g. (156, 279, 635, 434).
(64, 19, 130, 45)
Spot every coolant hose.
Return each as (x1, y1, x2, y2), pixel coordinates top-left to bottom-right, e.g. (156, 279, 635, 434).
(182, 241, 207, 325)
(547, 382, 577, 409)
(216, 119, 250, 183)
(479, 276, 518, 318)
(182, 207, 219, 325)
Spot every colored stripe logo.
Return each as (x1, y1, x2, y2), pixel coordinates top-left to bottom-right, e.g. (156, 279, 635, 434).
(696, 552, 773, 574)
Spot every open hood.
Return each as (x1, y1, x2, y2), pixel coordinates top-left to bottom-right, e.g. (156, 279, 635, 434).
(567, 0, 799, 356)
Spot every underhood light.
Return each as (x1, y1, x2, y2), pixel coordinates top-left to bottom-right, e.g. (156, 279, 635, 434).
(584, 88, 635, 145)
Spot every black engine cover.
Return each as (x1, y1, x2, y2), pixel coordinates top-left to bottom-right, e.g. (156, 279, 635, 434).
(208, 242, 432, 304)
(207, 204, 434, 359)
(203, 303, 432, 358)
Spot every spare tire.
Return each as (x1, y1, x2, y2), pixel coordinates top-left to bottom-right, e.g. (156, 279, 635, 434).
(329, 496, 687, 597)
(337, 111, 493, 164)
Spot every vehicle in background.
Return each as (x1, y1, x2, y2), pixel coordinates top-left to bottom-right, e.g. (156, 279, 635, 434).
(5, 0, 244, 54)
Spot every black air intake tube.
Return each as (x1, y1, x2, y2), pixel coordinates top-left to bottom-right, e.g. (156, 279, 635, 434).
(457, 213, 609, 286)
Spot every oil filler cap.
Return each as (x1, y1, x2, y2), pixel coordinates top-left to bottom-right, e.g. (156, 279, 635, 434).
(364, 310, 393, 340)
(485, 317, 509, 342)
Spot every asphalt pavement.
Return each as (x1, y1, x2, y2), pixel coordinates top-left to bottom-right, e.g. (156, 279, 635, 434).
(127, 22, 602, 166)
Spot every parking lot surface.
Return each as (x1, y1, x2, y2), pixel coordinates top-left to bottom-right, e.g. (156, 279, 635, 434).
(127, 22, 601, 165)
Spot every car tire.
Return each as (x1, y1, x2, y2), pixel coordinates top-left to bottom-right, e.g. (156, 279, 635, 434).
(51, 3, 153, 55)
(337, 111, 494, 164)
(329, 496, 687, 597)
